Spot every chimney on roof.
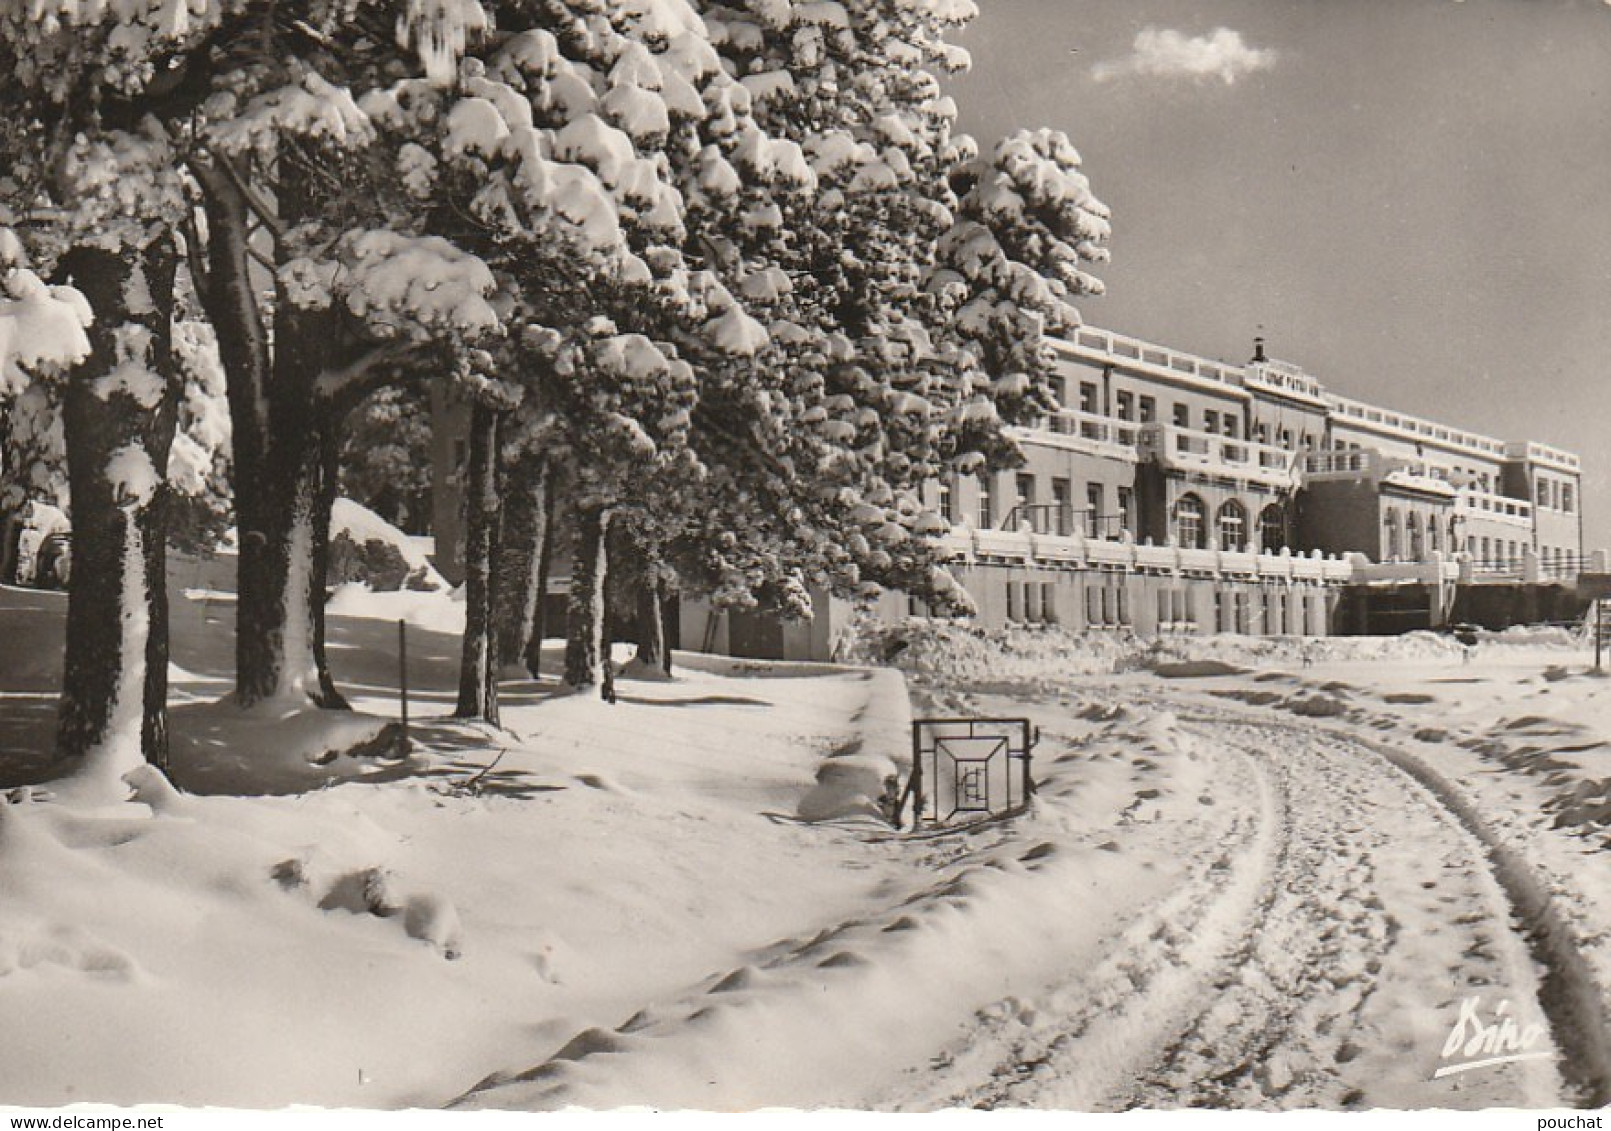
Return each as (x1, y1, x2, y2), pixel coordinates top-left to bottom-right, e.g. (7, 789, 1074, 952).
(1252, 336, 1267, 363)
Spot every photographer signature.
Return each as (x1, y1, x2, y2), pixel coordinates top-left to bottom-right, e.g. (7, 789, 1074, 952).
(1434, 995, 1552, 1079)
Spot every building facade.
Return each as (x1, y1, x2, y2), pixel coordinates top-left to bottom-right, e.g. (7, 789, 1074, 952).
(914, 325, 1592, 637)
(430, 323, 1596, 654)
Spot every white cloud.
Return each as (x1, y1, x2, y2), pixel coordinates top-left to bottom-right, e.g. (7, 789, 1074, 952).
(1092, 26, 1277, 85)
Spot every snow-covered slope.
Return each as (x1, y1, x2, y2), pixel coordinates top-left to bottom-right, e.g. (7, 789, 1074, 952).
(4, 588, 1611, 1110)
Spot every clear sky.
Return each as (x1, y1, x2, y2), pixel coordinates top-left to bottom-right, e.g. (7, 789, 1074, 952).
(948, 0, 1611, 550)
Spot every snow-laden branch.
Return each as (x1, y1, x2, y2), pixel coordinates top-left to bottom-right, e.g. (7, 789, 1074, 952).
(0, 267, 93, 397)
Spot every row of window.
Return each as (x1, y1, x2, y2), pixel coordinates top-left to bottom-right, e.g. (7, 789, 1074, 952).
(952, 482, 1288, 552)
(1536, 477, 1576, 513)
(1061, 375, 1577, 502)
(1004, 581, 1062, 625)
(1540, 546, 1580, 575)
(998, 576, 1322, 635)
(1213, 588, 1323, 635)
(940, 475, 1135, 538)
(1382, 509, 1453, 561)
(1379, 512, 1578, 563)
(1464, 541, 1578, 571)
(1001, 579, 1132, 627)
(1382, 522, 1579, 570)
(1464, 535, 1523, 567)
(1172, 495, 1286, 552)
(1070, 380, 1321, 450)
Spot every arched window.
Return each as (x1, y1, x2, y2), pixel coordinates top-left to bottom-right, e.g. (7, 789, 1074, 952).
(1175, 493, 1206, 550)
(1384, 509, 1402, 561)
(1260, 505, 1286, 553)
(1217, 500, 1247, 551)
(1407, 512, 1424, 561)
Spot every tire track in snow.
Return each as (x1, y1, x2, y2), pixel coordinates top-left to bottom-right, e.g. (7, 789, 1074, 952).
(921, 695, 1573, 1111)
(903, 736, 1285, 1111)
(1118, 714, 1564, 1109)
(1283, 714, 1611, 1108)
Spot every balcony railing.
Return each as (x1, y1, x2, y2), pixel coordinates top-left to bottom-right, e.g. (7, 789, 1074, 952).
(1326, 393, 1507, 458)
(995, 503, 1131, 541)
(1504, 440, 1581, 474)
(1142, 423, 1299, 488)
(1038, 409, 1142, 450)
(1303, 450, 1369, 476)
(1064, 327, 1246, 391)
(946, 526, 1356, 584)
(1454, 490, 1533, 525)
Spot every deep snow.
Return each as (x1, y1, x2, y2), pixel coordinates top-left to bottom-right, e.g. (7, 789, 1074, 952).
(4, 572, 1611, 1112)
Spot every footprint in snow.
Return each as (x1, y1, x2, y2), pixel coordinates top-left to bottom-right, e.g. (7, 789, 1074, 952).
(306, 866, 463, 958)
(403, 892, 463, 959)
(0, 924, 142, 983)
(529, 932, 567, 983)
(550, 1027, 632, 1062)
(708, 965, 764, 993)
(817, 950, 869, 969)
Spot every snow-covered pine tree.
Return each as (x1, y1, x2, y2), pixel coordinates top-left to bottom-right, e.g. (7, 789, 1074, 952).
(192, 57, 500, 710)
(490, 1, 840, 674)
(55, 236, 182, 779)
(4, 0, 509, 714)
(0, 22, 210, 784)
(546, 323, 701, 688)
(370, 2, 812, 693)
(687, 0, 986, 612)
(358, 5, 724, 704)
(686, 3, 1110, 625)
(935, 127, 1111, 429)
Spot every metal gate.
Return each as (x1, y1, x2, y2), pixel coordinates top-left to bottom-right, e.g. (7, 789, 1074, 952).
(897, 717, 1035, 828)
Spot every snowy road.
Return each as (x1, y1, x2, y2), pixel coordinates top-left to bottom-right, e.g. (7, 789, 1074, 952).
(880, 685, 1581, 1112)
(454, 661, 1611, 1113)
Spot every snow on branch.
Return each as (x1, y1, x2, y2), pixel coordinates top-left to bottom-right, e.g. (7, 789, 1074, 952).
(208, 69, 376, 160)
(338, 231, 500, 338)
(106, 443, 160, 507)
(0, 267, 93, 397)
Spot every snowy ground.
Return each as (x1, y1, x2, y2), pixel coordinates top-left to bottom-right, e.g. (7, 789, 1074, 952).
(4, 587, 1611, 1111)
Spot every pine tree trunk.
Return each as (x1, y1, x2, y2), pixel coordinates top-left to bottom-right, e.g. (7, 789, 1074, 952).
(195, 158, 357, 710)
(493, 458, 548, 677)
(310, 419, 349, 708)
(634, 571, 664, 671)
(526, 487, 557, 678)
(661, 577, 676, 676)
(563, 504, 611, 688)
(195, 167, 319, 706)
(232, 403, 324, 706)
(454, 402, 501, 722)
(55, 239, 179, 782)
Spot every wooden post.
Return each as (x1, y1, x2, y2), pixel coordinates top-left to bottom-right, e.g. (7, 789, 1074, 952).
(1597, 602, 1605, 674)
(398, 618, 412, 754)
